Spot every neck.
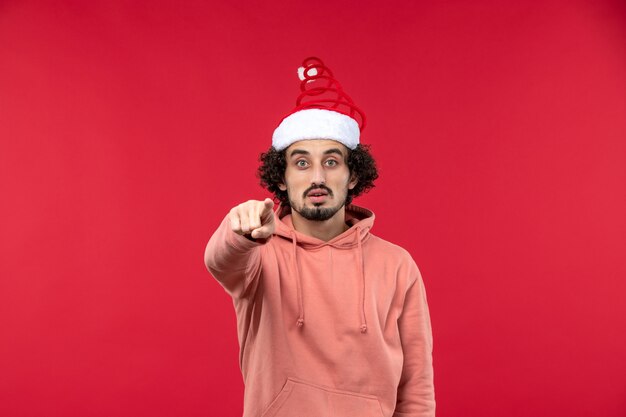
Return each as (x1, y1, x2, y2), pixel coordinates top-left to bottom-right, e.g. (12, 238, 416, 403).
(290, 205, 350, 242)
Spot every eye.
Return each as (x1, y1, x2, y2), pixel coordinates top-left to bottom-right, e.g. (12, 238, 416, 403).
(296, 160, 308, 168)
(325, 159, 338, 166)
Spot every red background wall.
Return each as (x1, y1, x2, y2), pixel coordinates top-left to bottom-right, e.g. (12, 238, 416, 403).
(1, 1, 625, 416)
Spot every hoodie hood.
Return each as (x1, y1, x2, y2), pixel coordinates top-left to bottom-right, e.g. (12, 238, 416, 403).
(273, 202, 375, 334)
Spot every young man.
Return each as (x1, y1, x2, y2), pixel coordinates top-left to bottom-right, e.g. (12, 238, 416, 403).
(204, 57, 435, 417)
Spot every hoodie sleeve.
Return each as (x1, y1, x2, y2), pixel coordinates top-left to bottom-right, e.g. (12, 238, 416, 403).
(204, 213, 272, 299)
(393, 261, 436, 417)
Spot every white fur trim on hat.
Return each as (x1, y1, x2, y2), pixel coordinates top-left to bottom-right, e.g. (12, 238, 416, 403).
(272, 108, 360, 151)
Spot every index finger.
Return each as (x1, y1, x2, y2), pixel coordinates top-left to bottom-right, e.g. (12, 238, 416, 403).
(260, 198, 274, 216)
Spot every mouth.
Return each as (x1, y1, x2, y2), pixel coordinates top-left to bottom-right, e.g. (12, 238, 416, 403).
(307, 189, 329, 203)
(307, 188, 329, 196)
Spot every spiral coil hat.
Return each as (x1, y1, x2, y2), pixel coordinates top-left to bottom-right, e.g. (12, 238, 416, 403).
(272, 57, 366, 151)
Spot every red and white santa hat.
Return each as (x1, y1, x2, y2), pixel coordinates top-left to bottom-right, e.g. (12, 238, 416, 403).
(272, 57, 366, 151)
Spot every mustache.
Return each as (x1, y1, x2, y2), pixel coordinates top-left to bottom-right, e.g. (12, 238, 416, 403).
(303, 185, 333, 198)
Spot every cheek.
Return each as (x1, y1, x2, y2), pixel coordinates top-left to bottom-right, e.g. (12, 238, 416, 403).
(283, 170, 306, 190)
(333, 170, 352, 186)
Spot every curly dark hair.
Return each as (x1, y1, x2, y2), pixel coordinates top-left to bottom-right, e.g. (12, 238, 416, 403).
(257, 143, 379, 207)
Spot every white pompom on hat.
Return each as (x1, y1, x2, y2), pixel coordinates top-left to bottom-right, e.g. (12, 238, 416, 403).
(272, 57, 366, 151)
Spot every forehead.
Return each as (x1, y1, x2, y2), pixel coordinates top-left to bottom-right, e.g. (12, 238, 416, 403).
(285, 139, 348, 157)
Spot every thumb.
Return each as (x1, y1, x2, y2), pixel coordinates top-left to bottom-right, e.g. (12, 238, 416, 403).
(251, 225, 272, 239)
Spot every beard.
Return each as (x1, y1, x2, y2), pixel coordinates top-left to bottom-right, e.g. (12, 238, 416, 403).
(294, 203, 345, 221)
(289, 185, 348, 221)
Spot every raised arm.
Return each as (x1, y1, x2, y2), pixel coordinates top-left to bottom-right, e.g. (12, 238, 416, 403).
(204, 198, 275, 299)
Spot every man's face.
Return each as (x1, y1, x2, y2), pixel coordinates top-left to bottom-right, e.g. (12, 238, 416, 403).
(279, 139, 358, 221)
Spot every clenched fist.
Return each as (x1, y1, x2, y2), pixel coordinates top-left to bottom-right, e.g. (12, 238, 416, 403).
(229, 198, 276, 240)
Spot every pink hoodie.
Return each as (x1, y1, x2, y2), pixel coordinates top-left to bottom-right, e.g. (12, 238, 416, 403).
(204, 203, 435, 417)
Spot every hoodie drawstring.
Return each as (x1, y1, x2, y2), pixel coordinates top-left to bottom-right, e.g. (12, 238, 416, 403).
(355, 226, 367, 333)
(289, 227, 367, 334)
(291, 231, 305, 328)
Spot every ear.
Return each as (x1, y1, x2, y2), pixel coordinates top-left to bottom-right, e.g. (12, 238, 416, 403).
(348, 173, 358, 190)
(278, 178, 287, 191)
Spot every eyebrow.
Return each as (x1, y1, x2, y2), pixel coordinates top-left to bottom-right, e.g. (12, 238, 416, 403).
(288, 148, 345, 158)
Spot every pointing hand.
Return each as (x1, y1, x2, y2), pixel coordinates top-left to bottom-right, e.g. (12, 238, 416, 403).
(228, 198, 275, 240)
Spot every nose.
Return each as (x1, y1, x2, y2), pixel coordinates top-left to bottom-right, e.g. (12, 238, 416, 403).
(310, 162, 326, 185)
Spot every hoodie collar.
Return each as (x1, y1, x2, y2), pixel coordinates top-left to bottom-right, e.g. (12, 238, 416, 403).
(273, 202, 375, 334)
(274, 202, 374, 247)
